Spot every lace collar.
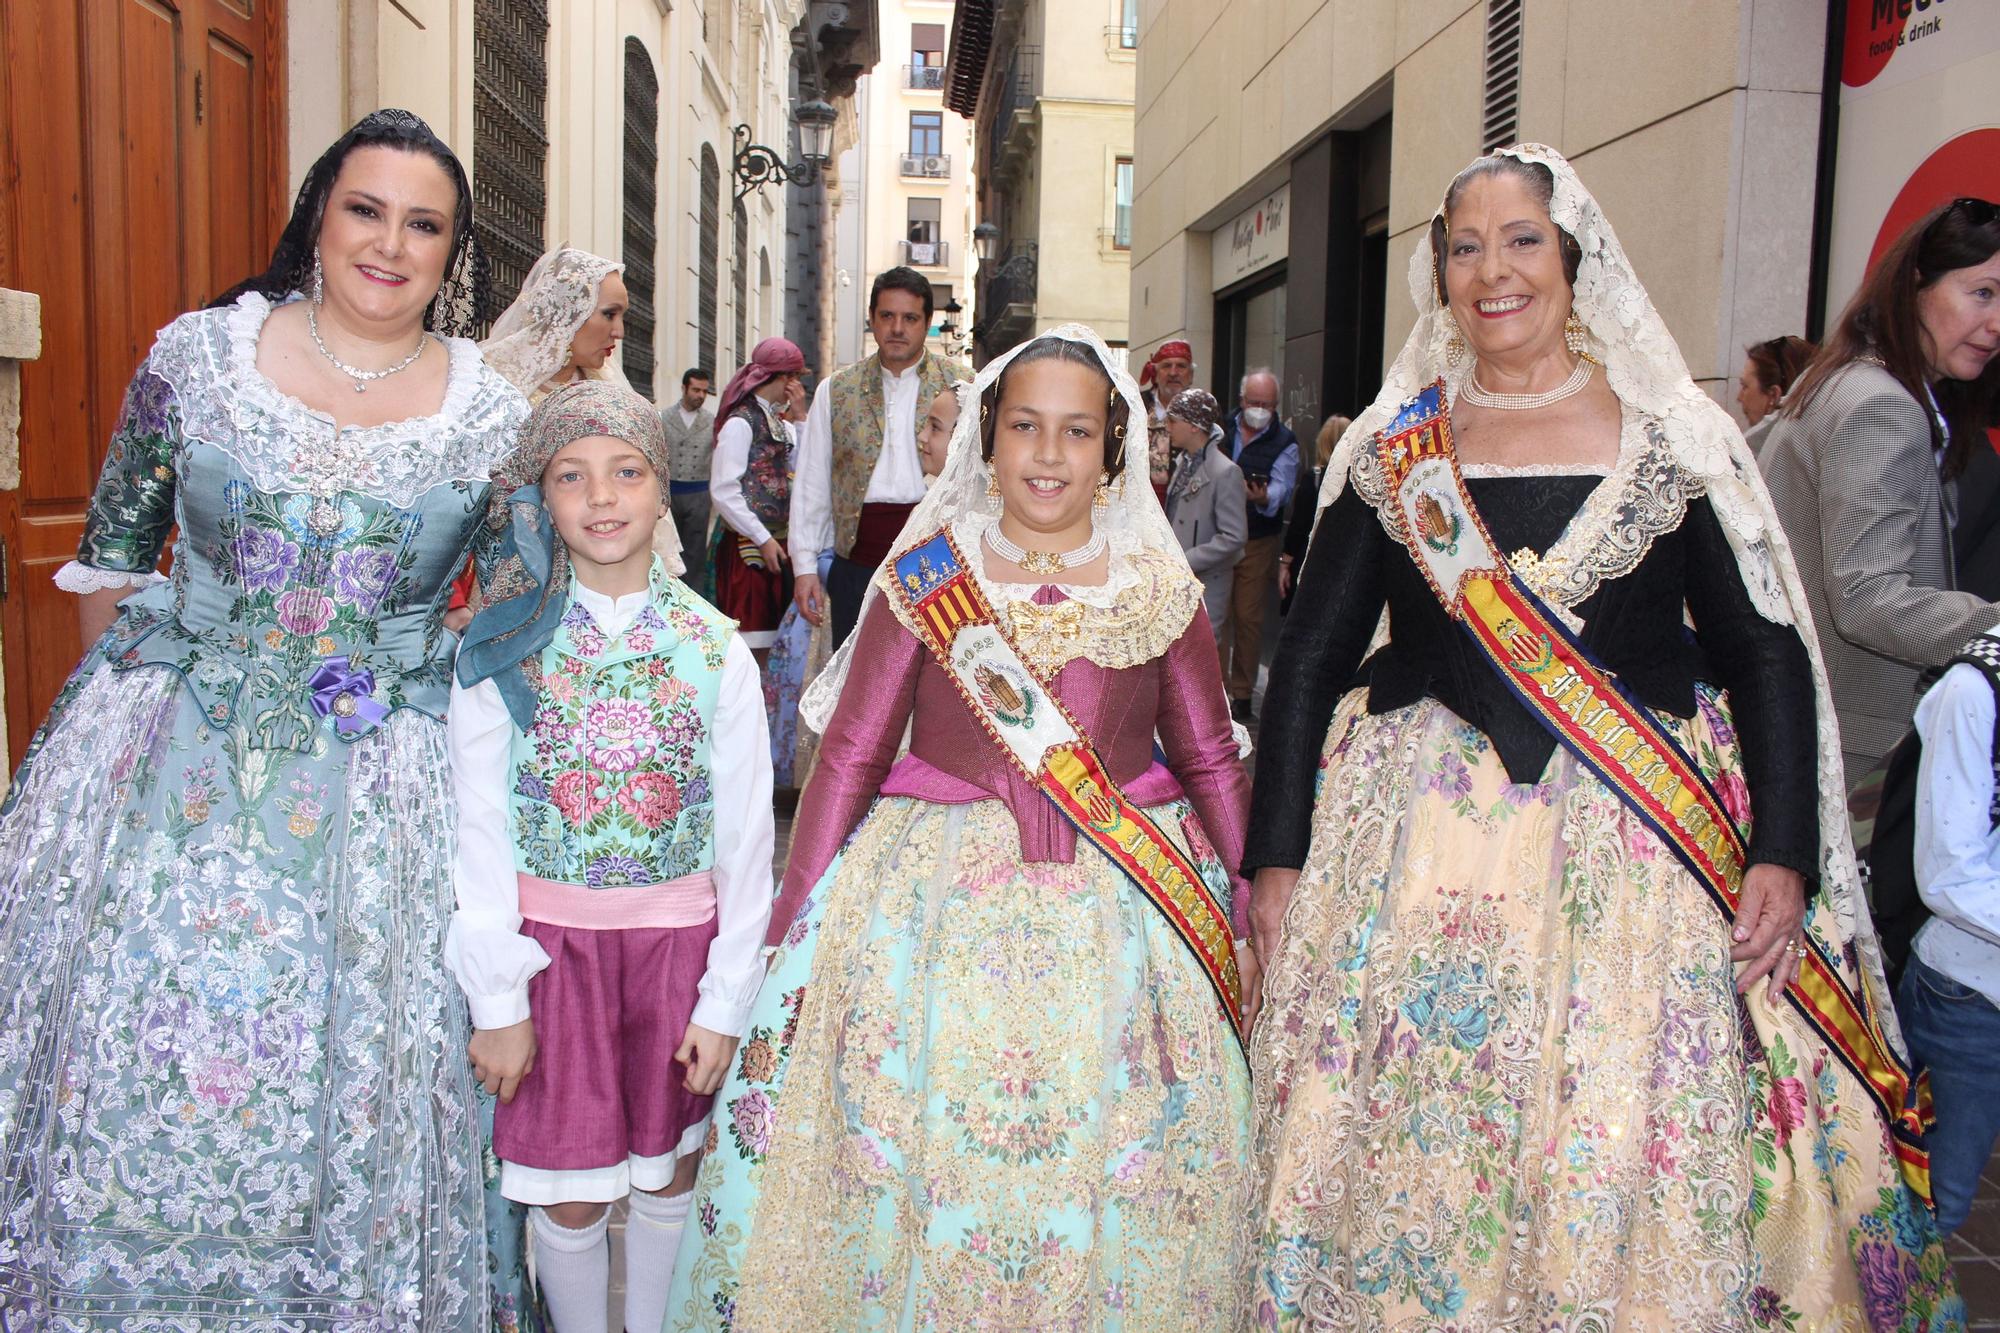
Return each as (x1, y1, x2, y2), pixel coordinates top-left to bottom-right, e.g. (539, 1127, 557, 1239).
(147, 292, 529, 505)
(1355, 400, 1701, 616)
(936, 511, 1203, 674)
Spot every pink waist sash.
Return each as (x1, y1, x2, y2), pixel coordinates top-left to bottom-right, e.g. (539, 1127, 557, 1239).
(880, 755, 1185, 807)
(517, 870, 717, 931)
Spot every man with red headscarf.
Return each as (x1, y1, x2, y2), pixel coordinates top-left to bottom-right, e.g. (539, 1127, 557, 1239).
(1139, 341, 1197, 500)
(711, 337, 807, 659)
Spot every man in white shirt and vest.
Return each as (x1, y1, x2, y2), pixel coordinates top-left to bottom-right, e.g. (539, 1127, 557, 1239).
(790, 267, 969, 647)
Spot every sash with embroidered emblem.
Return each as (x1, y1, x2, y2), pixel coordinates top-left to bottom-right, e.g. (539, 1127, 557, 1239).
(1376, 378, 1935, 1202)
(886, 527, 1246, 1040)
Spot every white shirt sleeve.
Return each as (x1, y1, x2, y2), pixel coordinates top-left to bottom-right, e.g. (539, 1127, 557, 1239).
(789, 379, 837, 569)
(693, 634, 776, 1035)
(443, 676, 553, 1030)
(709, 413, 772, 548)
(1915, 663, 2000, 949)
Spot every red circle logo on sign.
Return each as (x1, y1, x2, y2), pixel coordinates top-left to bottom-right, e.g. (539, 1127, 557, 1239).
(1844, 2, 1909, 88)
(1867, 128, 2000, 274)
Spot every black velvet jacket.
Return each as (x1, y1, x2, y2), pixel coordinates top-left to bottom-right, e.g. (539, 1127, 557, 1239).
(1244, 472, 1821, 882)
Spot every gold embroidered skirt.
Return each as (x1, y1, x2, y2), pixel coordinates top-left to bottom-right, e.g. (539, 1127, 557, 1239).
(667, 794, 1254, 1330)
(1249, 690, 1961, 1332)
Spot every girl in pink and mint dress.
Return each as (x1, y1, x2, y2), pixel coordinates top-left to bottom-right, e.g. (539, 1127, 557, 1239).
(448, 380, 773, 1333)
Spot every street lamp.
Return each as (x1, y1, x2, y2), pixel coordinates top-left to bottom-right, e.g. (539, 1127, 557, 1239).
(732, 100, 839, 200)
(938, 297, 969, 357)
(973, 221, 1000, 263)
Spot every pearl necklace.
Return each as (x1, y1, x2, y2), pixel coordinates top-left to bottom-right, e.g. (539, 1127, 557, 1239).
(1461, 358, 1593, 411)
(984, 525, 1106, 577)
(307, 303, 430, 393)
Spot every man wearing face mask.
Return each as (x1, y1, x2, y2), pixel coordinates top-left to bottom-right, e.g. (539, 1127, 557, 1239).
(1221, 368, 1300, 724)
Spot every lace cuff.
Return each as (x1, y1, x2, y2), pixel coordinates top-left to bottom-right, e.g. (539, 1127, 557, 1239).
(54, 562, 165, 594)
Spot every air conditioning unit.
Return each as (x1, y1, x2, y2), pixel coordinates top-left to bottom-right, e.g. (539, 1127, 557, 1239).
(923, 156, 946, 175)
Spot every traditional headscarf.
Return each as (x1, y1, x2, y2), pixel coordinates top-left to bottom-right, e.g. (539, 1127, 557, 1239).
(457, 379, 676, 726)
(801, 324, 1201, 734)
(712, 337, 807, 444)
(210, 109, 488, 337)
(481, 247, 628, 398)
(1137, 339, 1194, 389)
(1316, 142, 1899, 1037)
(1166, 387, 1220, 434)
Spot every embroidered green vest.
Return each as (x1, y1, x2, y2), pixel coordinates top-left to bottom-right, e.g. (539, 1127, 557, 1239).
(508, 569, 735, 888)
(826, 350, 968, 557)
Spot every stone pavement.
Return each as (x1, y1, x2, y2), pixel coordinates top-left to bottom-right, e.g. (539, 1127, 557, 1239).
(1953, 1147, 2000, 1326)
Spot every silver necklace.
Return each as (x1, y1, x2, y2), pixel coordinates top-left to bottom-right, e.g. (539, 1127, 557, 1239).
(307, 303, 430, 393)
(984, 524, 1106, 577)
(1461, 358, 1592, 411)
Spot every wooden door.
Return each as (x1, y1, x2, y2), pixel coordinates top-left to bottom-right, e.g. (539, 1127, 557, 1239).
(0, 0, 286, 767)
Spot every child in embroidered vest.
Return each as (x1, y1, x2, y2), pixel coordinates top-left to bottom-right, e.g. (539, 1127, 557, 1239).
(445, 380, 774, 1333)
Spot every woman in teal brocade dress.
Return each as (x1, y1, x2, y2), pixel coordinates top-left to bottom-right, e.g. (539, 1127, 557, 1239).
(0, 112, 538, 1329)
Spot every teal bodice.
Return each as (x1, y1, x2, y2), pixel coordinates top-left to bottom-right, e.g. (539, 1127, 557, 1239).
(77, 294, 527, 751)
(509, 574, 733, 888)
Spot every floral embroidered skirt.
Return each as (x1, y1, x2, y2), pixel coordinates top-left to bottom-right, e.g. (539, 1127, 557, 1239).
(666, 794, 1254, 1331)
(1249, 690, 1963, 1332)
(0, 663, 538, 1331)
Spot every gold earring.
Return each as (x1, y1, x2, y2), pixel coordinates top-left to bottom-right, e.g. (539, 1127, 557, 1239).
(1093, 472, 1110, 511)
(985, 472, 1002, 512)
(1565, 311, 1590, 359)
(1444, 315, 1467, 367)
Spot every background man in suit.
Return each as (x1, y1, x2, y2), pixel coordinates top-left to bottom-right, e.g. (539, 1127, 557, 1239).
(1221, 368, 1300, 723)
(663, 366, 715, 593)
(1162, 388, 1247, 650)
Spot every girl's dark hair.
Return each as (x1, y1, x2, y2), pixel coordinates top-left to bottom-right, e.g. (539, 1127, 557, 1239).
(1427, 155, 1583, 306)
(1744, 335, 1816, 398)
(978, 338, 1129, 478)
(1785, 197, 2000, 478)
(209, 108, 490, 336)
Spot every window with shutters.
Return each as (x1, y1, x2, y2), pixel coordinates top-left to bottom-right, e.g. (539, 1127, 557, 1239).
(699, 145, 720, 381)
(473, 0, 550, 315)
(733, 200, 749, 366)
(1482, 0, 1523, 153)
(622, 40, 660, 401)
(1113, 158, 1134, 249)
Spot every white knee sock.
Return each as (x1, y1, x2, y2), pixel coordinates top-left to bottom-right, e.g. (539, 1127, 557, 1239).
(531, 1206, 611, 1333)
(623, 1188, 692, 1332)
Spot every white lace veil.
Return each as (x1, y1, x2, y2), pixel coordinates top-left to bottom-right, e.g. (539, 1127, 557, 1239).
(1317, 143, 1894, 1030)
(480, 247, 630, 398)
(800, 323, 1191, 733)
(481, 246, 687, 575)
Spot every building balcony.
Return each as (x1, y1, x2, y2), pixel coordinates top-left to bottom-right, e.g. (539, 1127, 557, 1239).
(900, 152, 952, 178)
(904, 63, 945, 91)
(899, 239, 950, 268)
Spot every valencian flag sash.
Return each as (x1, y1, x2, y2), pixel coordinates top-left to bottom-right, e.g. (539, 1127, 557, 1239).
(1375, 379, 1935, 1202)
(886, 528, 1246, 1042)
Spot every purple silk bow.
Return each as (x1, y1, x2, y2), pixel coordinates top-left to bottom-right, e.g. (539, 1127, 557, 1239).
(308, 655, 391, 735)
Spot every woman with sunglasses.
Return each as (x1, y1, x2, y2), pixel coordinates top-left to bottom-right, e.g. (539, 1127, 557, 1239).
(1762, 196, 2000, 780)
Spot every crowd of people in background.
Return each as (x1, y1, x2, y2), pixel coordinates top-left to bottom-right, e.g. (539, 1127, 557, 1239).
(5, 103, 2000, 1333)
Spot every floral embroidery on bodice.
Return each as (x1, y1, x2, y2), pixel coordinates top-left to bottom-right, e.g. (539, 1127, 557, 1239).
(733, 400, 793, 535)
(79, 294, 528, 751)
(510, 581, 733, 887)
